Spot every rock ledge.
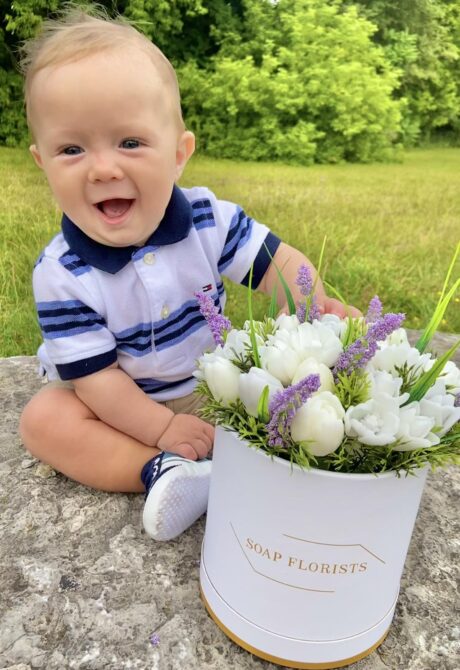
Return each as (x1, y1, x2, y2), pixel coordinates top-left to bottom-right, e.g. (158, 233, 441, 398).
(1, 335, 459, 670)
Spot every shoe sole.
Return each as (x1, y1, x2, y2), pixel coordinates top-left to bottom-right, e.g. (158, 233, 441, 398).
(142, 459, 212, 541)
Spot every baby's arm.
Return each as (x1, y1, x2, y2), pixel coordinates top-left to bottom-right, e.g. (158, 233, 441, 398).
(72, 365, 213, 460)
(258, 242, 360, 317)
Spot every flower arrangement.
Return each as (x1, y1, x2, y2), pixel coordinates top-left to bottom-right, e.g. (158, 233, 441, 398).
(194, 245, 460, 475)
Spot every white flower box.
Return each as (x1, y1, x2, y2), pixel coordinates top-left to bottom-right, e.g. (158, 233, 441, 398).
(195, 250, 459, 667)
(200, 426, 428, 669)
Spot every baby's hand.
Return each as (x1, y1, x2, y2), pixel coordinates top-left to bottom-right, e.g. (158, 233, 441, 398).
(278, 297, 361, 319)
(321, 297, 361, 319)
(157, 414, 214, 460)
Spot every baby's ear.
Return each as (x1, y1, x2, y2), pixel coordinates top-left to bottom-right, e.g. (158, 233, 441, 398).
(175, 131, 195, 180)
(30, 144, 43, 169)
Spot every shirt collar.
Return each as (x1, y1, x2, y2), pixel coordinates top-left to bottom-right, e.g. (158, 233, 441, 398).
(61, 185, 193, 274)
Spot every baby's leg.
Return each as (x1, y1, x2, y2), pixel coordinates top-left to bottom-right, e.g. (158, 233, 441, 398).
(20, 386, 212, 540)
(19, 385, 159, 492)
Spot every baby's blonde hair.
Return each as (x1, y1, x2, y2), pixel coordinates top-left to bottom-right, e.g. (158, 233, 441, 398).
(20, 4, 185, 131)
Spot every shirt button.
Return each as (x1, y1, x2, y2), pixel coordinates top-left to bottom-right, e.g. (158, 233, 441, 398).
(143, 252, 156, 265)
(161, 305, 170, 319)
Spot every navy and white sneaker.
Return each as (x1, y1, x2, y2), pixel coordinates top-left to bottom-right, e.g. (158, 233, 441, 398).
(141, 453, 212, 541)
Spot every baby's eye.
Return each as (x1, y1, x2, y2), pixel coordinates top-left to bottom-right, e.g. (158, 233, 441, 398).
(62, 146, 83, 156)
(121, 138, 141, 150)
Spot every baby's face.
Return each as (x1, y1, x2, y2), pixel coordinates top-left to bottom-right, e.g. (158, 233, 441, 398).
(28, 50, 194, 247)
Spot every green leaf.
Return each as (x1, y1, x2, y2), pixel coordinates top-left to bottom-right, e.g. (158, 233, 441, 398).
(268, 282, 279, 319)
(324, 280, 355, 345)
(407, 337, 460, 403)
(416, 277, 460, 353)
(315, 235, 327, 288)
(323, 280, 349, 308)
(247, 264, 261, 367)
(263, 243, 296, 315)
(416, 243, 459, 353)
(257, 384, 270, 423)
(435, 241, 459, 311)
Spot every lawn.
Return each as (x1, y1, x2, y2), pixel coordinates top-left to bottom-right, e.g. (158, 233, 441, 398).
(0, 146, 458, 358)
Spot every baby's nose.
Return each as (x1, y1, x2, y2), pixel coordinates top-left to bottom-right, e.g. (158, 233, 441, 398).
(88, 154, 123, 182)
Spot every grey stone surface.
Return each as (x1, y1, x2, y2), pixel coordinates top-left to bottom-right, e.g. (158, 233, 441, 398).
(0, 332, 459, 670)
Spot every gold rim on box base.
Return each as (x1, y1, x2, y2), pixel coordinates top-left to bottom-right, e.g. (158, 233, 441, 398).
(200, 588, 389, 669)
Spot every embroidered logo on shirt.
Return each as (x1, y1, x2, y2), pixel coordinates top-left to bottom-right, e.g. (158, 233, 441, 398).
(201, 284, 213, 292)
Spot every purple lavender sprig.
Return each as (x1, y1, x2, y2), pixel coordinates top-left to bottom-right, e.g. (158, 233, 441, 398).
(296, 264, 313, 296)
(195, 291, 231, 346)
(309, 298, 321, 322)
(295, 264, 321, 324)
(365, 296, 383, 324)
(296, 302, 307, 324)
(149, 633, 160, 647)
(333, 312, 405, 378)
(267, 374, 321, 448)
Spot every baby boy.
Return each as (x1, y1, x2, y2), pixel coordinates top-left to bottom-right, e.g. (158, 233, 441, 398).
(19, 8, 356, 541)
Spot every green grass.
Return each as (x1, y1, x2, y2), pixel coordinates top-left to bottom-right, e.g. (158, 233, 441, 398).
(0, 146, 459, 358)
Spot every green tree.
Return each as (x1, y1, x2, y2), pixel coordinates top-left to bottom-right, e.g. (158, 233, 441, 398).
(120, 0, 209, 62)
(349, 0, 460, 143)
(4, 0, 458, 158)
(0, 0, 60, 144)
(0, 0, 241, 144)
(179, 0, 403, 164)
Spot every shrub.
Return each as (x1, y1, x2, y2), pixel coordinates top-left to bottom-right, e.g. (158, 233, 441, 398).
(179, 0, 403, 165)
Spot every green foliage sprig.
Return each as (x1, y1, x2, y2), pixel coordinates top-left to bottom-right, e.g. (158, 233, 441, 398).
(334, 370, 371, 410)
(197, 380, 460, 476)
(319, 434, 460, 476)
(416, 242, 460, 353)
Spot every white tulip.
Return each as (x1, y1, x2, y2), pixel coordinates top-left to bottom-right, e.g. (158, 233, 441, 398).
(272, 320, 343, 368)
(369, 370, 409, 405)
(222, 328, 252, 360)
(368, 342, 432, 378)
(299, 321, 343, 366)
(437, 361, 460, 395)
(201, 357, 241, 406)
(275, 314, 300, 332)
(419, 379, 460, 436)
(291, 357, 335, 393)
(242, 320, 270, 341)
(193, 348, 224, 380)
(319, 314, 347, 340)
(259, 340, 301, 385)
(291, 392, 345, 456)
(393, 402, 439, 451)
(344, 392, 400, 446)
(384, 328, 410, 347)
(238, 367, 283, 417)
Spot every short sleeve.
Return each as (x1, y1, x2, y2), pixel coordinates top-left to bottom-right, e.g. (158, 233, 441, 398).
(191, 189, 281, 286)
(33, 255, 117, 379)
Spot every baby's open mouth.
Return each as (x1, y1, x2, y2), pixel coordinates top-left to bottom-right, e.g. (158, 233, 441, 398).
(96, 198, 134, 218)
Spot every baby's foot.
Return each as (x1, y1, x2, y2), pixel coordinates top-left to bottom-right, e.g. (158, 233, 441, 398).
(141, 453, 211, 541)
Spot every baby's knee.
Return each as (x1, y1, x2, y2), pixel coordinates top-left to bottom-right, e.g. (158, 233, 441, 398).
(19, 385, 75, 457)
(20, 384, 97, 459)
(19, 387, 69, 454)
